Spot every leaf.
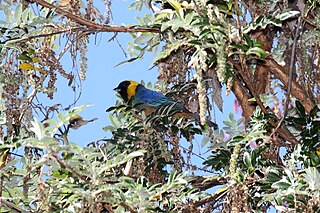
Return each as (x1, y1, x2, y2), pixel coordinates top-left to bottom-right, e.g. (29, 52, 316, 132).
(243, 152, 252, 168)
(35, 67, 46, 74)
(243, 16, 282, 33)
(295, 100, 305, 116)
(167, 0, 182, 10)
(253, 42, 264, 47)
(14, 3, 22, 23)
(18, 54, 33, 62)
(201, 135, 210, 148)
(284, 168, 294, 182)
(124, 150, 146, 161)
(98, 150, 145, 175)
(4, 7, 12, 23)
(211, 70, 223, 112)
(243, 33, 253, 47)
(152, 41, 185, 64)
(276, 11, 300, 21)
(229, 44, 249, 51)
(102, 125, 116, 132)
(19, 63, 34, 70)
(21, 7, 30, 22)
(58, 0, 70, 7)
(246, 47, 266, 59)
(303, 167, 320, 191)
(106, 106, 118, 112)
(32, 57, 40, 63)
(272, 180, 291, 189)
(168, 171, 176, 184)
(30, 119, 45, 140)
(134, 33, 153, 44)
(0, 159, 18, 175)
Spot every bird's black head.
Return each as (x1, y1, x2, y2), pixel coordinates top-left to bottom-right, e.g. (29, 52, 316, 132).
(114, 80, 131, 102)
(114, 80, 140, 102)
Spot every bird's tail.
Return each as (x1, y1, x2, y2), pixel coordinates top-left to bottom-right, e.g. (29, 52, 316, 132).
(167, 102, 218, 129)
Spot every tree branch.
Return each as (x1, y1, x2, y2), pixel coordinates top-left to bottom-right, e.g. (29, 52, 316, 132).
(189, 175, 226, 191)
(51, 151, 88, 182)
(193, 187, 228, 207)
(0, 199, 24, 212)
(266, 58, 314, 113)
(230, 58, 299, 145)
(231, 79, 256, 120)
(28, 0, 159, 33)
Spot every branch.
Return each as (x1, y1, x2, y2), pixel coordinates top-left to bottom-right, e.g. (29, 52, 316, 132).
(0, 199, 23, 212)
(119, 202, 137, 213)
(51, 151, 88, 182)
(4, 27, 84, 44)
(253, 33, 273, 95)
(266, 58, 314, 113)
(230, 58, 299, 145)
(19, 73, 49, 122)
(193, 187, 228, 207)
(231, 79, 256, 120)
(189, 175, 226, 191)
(28, 0, 159, 33)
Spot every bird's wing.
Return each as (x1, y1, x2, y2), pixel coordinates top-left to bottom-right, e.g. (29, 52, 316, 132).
(134, 87, 173, 107)
(133, 86, 218, 129)
(134, 86, 201, 117)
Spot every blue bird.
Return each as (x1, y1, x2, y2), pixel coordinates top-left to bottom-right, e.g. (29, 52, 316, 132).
(114, 80, 217, 129)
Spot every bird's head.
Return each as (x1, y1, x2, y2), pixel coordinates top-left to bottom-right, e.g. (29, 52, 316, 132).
(114, 80, 140, 102)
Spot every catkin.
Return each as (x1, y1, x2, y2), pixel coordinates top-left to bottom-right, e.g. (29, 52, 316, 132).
(196, 70, 207, 126)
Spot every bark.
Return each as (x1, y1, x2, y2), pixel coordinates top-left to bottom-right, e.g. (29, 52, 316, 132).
(266, 58, 315, 113)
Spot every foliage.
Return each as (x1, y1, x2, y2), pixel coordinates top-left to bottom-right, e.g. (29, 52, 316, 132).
(0, 106, 207, 212)
(1, 0, 320, 212)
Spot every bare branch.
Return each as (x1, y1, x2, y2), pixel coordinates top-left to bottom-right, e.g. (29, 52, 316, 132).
(28, 0, 159, 33)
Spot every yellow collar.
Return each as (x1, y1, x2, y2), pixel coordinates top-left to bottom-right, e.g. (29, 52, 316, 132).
(127, 81, 139, 101)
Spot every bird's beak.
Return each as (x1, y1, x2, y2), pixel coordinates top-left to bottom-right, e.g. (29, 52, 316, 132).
(113, 87, 120, 92)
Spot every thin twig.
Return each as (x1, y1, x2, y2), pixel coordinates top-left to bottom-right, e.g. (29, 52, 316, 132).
(272, 16, 303, 136)
(56, 31, 90, 62)
(51, 151, 88, 181)
(179, 145, 206, 160)
(18, 73, 49, 122)
(5, 27, 86, 44)
(0, 176, 2, 208)
(189, 175, 226, 191)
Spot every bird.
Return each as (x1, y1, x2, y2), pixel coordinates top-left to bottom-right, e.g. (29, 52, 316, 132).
(114, 80, 218, 129)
